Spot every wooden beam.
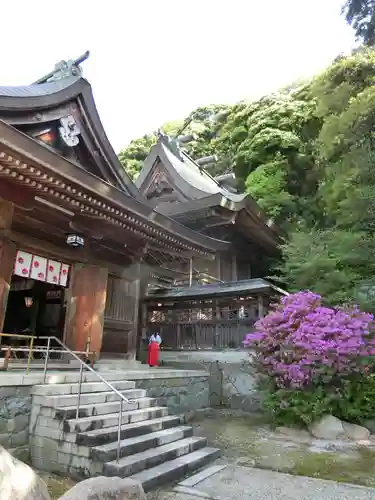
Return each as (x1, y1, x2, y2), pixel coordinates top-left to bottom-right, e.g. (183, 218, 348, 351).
(7, 229, 137, 278)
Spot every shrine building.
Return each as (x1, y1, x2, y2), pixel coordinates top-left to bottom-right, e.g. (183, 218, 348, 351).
(0, 53, 230, 360)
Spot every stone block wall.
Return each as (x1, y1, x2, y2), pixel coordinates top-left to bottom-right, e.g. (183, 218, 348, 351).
(159, 350, 261, 413)
(134, 376, 210, 415)
(209, 362, 262, 412)
(29, 403, 103, 479)
(0, 385, 32, 461)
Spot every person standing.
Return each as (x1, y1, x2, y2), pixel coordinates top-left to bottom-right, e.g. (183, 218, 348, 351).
(147, 332, 161, 367)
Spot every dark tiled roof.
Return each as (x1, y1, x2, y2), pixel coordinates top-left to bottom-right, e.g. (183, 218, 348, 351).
(160, 143, 246, 202)
(146, 278, 288, 300)
(136, 141, 247, 203)
(0, 77, 80, 98)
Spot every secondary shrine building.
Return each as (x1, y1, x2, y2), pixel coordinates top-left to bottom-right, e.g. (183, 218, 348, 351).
(0, 54, 229, 360)
(136, 132, 287, 349)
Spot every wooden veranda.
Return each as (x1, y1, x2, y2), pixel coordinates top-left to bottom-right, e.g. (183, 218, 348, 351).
(142, 278, 287, 350)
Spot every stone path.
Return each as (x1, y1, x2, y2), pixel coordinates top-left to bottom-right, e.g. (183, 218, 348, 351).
(151, 464, 375, 500)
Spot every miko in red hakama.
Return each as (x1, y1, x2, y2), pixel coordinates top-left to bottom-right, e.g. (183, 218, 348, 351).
(147, 341, 159, 367)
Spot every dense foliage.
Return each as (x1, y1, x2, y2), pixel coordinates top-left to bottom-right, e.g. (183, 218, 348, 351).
(118, 105, 229, 181)
(277, 48, 375, 311)
(118, 26, 375, 310)
(244, 292, 375, 426)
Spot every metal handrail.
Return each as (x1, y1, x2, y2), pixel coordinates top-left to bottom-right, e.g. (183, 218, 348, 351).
(39, 336, 130, 462)
(0, 332, 36, 374)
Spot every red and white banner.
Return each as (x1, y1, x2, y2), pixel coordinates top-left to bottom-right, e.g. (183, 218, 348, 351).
(14, 251, 33, 278)
(13, 250, 70, 287)
(46, 260, 61, 285)
(59, 263, 70, 287)
(30, 255, 47, 282)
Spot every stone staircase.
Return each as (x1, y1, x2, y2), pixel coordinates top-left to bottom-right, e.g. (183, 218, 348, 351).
(29, 375, 219, 491)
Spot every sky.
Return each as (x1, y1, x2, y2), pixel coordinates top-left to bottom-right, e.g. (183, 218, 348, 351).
(2, 0, 356, 153)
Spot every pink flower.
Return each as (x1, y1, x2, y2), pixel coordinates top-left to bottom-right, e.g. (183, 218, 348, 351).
(243, 291, 375, 388)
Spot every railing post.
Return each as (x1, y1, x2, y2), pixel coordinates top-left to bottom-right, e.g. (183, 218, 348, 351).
(76, 362, 84, 420)
(116, 399, 123, 463)
(26, 336, 34, 375)
(43, 337, 51, 384)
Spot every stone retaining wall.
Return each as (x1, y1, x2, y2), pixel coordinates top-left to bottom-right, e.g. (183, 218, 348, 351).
(159, 350, 261, 412)
(134, 376, 209, 415)
(0, 385, 32, 461)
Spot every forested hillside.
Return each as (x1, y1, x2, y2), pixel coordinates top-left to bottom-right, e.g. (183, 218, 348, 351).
(118, 3, 375, 312)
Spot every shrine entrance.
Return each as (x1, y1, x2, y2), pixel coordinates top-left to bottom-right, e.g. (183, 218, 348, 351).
(3, 276, 66, 346)
(0, 249, 70, 358)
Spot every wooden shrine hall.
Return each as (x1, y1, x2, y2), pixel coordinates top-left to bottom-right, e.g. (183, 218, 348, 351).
(136, 132, 287, 349)
(0, 52, 230, 360)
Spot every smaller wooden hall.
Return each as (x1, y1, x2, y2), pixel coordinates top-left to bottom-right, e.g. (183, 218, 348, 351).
(136, 132, 287, 349)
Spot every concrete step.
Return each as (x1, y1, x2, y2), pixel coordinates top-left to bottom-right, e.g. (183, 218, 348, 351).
(46, 371, 143, 384)
(104, 436, 207, 477)
(31, 380, 136, 396)
(77, 415, 184, 447)
(55, 397, 156, 420)
(34, 389, 147, 408)
(62, 401, 160, 433)
(130, 447, 221, 491)
(93, 425, 194, 462)
(95, 359, 143, 371)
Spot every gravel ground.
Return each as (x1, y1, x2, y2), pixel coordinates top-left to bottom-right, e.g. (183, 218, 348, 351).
(197, 466, 375, 500)
(150, 465, 375, 500)
(190, 412, 375, 487)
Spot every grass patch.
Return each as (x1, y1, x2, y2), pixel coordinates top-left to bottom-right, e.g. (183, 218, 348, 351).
(191, 411, 375, 487)
(290, 448, 375, 487)
(38, 472, 76, 499)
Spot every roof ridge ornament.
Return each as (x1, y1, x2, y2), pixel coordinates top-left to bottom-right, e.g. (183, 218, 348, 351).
(32, 51, 90, 85)
(157, 129, 184, 162)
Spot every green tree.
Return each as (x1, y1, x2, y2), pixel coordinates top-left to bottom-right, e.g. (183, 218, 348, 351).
(118, 134, 155, 181)
(223, 95, 321, 224)
(277, 49, 375, 310)
(342, 0, 375, 44)
(118, 105, 231, 180)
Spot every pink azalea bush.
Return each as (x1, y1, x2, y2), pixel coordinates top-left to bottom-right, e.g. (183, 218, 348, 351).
(244, 291, 375, 425)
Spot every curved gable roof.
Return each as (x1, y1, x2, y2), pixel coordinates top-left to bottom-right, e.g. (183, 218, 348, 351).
(136, 141, 247, 203)
(0, 77, 142, 200)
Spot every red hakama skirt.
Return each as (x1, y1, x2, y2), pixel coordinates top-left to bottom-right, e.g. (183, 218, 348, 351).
(147, 341, 159, 367)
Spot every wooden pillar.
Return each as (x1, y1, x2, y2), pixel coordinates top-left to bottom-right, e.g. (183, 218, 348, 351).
(231, 255, 237, 281)
(0, 199, 15, 331)
(258, 294, 264, 319)
(176, 323, 181, 350)
(216, 255, 221, 281)
(139, 301, 148, 354)
(126, 276, 140, 360)
(0, 239, 16, 331)
(65, 264, 108, 356)
(214, 299, 221, 348)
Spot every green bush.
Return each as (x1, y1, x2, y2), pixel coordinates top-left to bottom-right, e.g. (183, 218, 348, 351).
(262, 371, 375, 427)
